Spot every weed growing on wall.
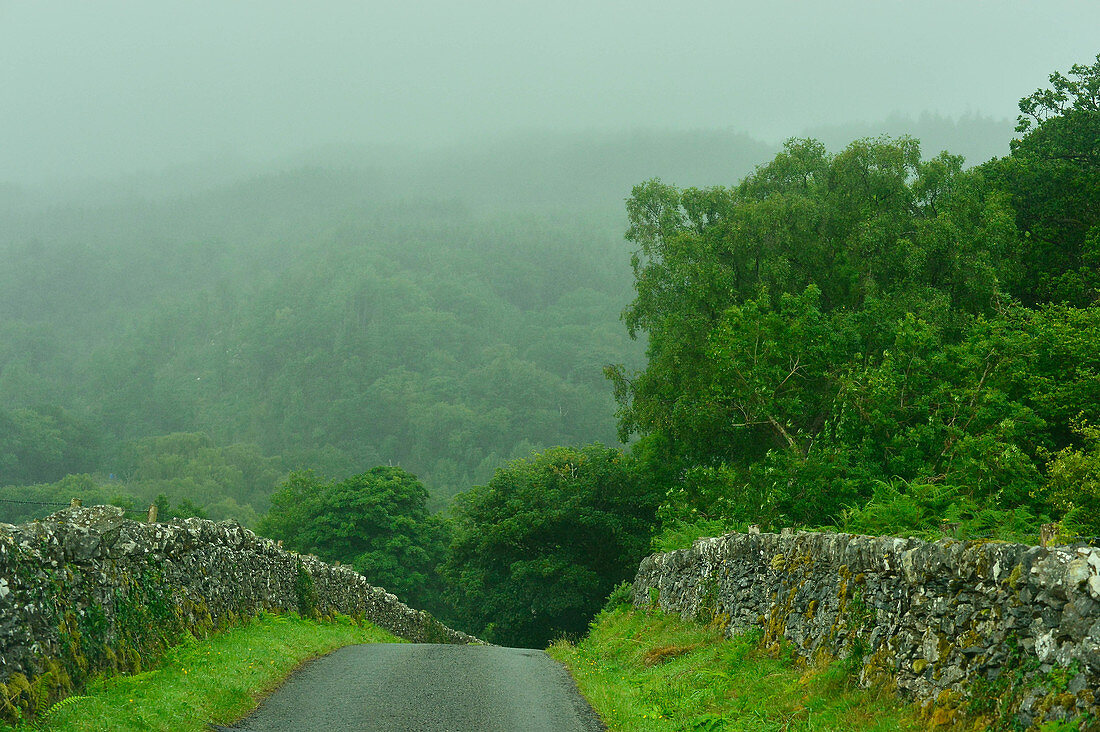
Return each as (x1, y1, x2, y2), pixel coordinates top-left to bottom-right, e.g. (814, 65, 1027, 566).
(957, 637, 1096, 731)
(294, 560, 317, 618)
(0, 562, 196, 723)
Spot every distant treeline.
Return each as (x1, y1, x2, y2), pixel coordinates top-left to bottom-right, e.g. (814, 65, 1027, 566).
(0, 202, 646, 516)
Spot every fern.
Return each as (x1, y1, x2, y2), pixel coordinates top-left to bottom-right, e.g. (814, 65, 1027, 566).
(42, 694, 91, 719)
(33, 680, 49, 718)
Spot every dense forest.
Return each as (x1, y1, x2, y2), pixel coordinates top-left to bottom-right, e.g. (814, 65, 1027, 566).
(0, 129, 785, 519)
(2, 55, 1098, 646)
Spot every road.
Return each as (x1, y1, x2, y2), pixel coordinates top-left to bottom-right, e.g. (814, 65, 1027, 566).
(218, 643, 605, 732)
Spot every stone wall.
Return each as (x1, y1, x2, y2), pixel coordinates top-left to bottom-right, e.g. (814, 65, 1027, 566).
(0, 506, 478, 719)
(633, 529, 1100, 729)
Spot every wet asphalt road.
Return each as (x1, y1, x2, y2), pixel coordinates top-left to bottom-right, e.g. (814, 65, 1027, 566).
(220, 643, 604, 732)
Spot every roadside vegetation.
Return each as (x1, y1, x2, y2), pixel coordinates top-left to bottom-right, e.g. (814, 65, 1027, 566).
(549, 601, 925, 732)
(0, 612, 400, 732)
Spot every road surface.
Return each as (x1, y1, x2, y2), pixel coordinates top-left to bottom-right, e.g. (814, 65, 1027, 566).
(218, 643, 604, 732)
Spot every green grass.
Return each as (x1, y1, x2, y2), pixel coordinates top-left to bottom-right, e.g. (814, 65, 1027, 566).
(2, 612, 402, 732)
(548, 606, 927, 732)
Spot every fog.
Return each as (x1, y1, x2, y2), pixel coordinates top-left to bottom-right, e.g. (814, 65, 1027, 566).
(3, 0, 1099, 187)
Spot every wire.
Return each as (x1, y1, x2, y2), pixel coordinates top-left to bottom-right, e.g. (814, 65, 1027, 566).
(0, 498, 70, 507)
(0, 498, 147, 515)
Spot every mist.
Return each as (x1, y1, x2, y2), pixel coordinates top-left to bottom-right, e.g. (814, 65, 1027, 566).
(3, 0, 1099, 189)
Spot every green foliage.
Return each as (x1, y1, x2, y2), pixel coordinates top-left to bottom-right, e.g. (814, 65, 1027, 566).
(603, 581, 635, 612)
(0, 433, 279, 526)
(442, 444, 660, 647)
(293, 562, 317, 618)
(836, 479, 1044, 542)
(611, 134, 1027, 527)
(0, 406, 99, 487)
(651, 518, 745, 553)
(153, 494, 207, 521)
(117, 433, 282, 523)
(259, 467, 447, 613)
(1044, 421, 1100, 537)
(610, 57, 1100, 541)
(981, 53, 1100, 307)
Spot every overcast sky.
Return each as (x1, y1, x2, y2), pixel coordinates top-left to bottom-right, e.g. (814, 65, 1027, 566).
(2, 1, 1098, 185)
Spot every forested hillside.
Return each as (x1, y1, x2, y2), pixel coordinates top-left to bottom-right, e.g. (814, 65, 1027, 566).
(800, 111, 1014, 165)
(0, 129, 780, 518)
(0, 199, 639, 517)
(3, 59, 1092, 648)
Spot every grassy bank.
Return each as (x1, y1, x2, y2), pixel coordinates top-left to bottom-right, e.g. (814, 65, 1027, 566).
(548, 604, 925, 731)
(1, 612, 401, 732)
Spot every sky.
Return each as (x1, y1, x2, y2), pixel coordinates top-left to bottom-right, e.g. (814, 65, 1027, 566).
(1, 0, 1099, 185)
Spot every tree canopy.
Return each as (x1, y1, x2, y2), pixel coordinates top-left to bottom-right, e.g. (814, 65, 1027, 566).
(258, 467, 448, 613)
(442, 444, 659, 647)
(981, 53, 1100, 307)
(609, 55, 1100, 541)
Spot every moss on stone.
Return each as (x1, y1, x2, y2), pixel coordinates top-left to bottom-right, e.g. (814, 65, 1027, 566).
(1007, 561, 1024, 591)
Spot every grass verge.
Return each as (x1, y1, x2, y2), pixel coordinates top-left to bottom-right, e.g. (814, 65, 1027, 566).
(548, 605, 926, 731)
(2, 611, 401, 732)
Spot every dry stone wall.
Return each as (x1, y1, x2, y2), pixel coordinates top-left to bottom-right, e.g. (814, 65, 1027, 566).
(633, 529, 1100, 729)
(0, 506, 478, 719)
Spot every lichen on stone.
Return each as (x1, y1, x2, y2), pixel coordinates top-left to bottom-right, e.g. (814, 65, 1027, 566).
(631, 528, 1100, 729)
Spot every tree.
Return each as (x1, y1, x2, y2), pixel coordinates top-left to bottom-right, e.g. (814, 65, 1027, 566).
(442, 444, 659, 647)
(258, 466, 448, 613)
(609, 135, 1023, 528)
(115, 432, 282, 523)
(153, 493, 207, 520)
(981, 53, 1100, 306)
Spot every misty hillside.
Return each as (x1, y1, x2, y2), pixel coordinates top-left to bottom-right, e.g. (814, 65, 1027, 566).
(0, 207, 636, 515)
(0, 129, 774, 518)
(800, 111, 1015, 165)
(0, 118, 1028, 520)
